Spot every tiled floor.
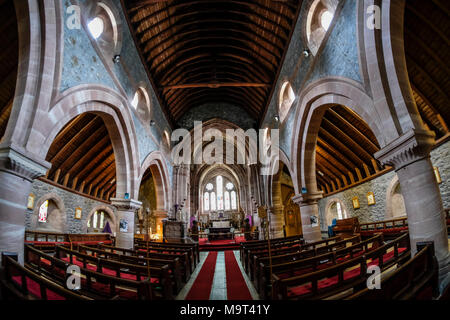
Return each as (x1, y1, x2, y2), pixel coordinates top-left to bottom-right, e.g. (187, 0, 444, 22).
(176, 250, 260, 300)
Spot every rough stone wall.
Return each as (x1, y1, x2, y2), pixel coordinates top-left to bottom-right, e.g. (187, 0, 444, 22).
(317, 140, 450, 231)
(261, 0, 362, 161)
(26, 179, 117, 234)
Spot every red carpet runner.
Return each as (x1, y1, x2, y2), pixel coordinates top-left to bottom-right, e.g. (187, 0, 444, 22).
(185, 251, 218, 300)
(224, 251, 253, 300)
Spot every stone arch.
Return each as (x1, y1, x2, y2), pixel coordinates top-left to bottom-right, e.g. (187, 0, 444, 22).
(385, 174, 406, 219)
(31, 193, 66, 233)
(139, 151, 171, 212)
(34, 85, 140, 200)
(85, 205, 117, 234)
(292, 77, 384, 196)
(324, 197, 349, 227)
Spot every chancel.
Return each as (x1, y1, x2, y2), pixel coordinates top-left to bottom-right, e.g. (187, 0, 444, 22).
(0, 0, 449, 303)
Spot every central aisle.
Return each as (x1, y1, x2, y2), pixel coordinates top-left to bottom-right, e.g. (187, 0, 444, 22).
(177, 250, 259, 300)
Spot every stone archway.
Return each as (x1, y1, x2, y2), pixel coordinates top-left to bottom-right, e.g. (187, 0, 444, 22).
(385, 175, 406, 220)
(324, 197, 348, 227)
(85, 205, 117, 234)
(31, 193, 66, 233)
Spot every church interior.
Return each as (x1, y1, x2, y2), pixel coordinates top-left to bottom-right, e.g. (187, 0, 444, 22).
(0, 0, 449, 302)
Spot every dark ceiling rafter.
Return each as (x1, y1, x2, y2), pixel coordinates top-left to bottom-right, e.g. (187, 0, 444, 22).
(122, 0, 303, 124)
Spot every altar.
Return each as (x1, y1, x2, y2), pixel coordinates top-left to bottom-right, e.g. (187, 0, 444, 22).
(208, 219, 233, 240)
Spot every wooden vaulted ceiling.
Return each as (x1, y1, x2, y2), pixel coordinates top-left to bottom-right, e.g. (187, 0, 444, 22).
(44, 114, 117, 201)
(404, 0, 450, 139)
(0, 0, 18, 140)
(122, 0, 302, 124)
(315, 106, 381, 194)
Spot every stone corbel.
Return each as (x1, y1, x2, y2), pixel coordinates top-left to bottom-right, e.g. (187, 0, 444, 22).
(110, 198, 142, 211)
(0, 147, 50, 181)
(292, 191, 323, 207)
(375, 129, 436, 170)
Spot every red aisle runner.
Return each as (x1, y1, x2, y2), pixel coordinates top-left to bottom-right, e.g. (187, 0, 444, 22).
(185, 251, 218, 300)
(224, 251, 253, 300)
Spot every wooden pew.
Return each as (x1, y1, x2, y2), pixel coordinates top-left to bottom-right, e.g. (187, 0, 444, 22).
(53, 245, 173, 299)
(271, 233, 411, 300)
(0, 252, 91, 300)
(253, 235, 362, 290)
(99, 244, 191, 282)
(257, 235, 380, 299)
(332, 217, 360, 238)
(359, 217, 408, 240)
(23, 245, 155, 300)
(77, 245, 182, 293)
(135, 240, 200, 264)
(347, 241, 438, 300)
(135, 244, 195, 274)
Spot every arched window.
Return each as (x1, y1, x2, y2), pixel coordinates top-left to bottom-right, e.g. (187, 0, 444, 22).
(231, 191, 237, 210)
(305, 0, 337, 56)
(279, 81, 295, 122)
(216, 176, 224, 210)
(131, 87, 151, 122)
(210, 192, 216, 211)
(224, 191, 230, 210)
(204, 192, 210, 211)
(38, 200, 49, 223)
(88, 210, 110, 231)
(88, 17, 104, 39)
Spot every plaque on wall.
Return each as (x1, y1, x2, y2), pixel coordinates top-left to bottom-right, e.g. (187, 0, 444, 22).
(352, 196, 360, 209)
(310, 215, 318, 227)
(119, 219, 128, 232)
(27, 194, 35, 210)
(74, 207, 82, 220)
(367, 192, 376, 206)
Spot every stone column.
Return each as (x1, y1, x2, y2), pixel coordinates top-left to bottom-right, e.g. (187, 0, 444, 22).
(293, 192, 322, 243)
(0, 147, 49, 264)
(269, 205, 285, 238)
(153, 209, 168, 240)
(375, 129, 449, 289)
(111, 198, 142, 249)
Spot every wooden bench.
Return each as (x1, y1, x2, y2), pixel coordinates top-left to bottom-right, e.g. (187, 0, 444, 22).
(52, 245, 173, 299)
(359, 217, 408, 240)
(257, 235, 381, 299)
(24, 245, 157, 300)
(0, 252, 91, 300)
(271, 233, 411, 300)
(248, 236, 356, 281)
(99, 244, 191, 282)
(24, 231, 114, 252)
(77, 245, 182, 293)
(347, 241, 438, 300)
(135, 244, 196, 274)
(332, 217, 360, 238)
(135, 240, 200, 264)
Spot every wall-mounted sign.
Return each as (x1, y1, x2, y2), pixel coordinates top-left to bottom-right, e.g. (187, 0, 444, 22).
(310, 215, 318, 227)
(352, 196, 360, 209)
(124, 193, 130, 200)
(367, 192, 376, 206)
(301, 187, 307, 194)
(74, 207, 82, 220)
(434, 166, 442, 184)
(27, 194, 35, 210)
(119, 219, 128, 232)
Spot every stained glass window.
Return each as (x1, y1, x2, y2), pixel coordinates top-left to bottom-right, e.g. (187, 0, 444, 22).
(206, 183, 214, 191)
(216, 176, 223, 210)
(100, 211, 105, 229)
(38, 200, 48, 223)
(224, 191, 230, 210)
(231, 191, 237, 210)
(204, 192, 210, 211)
(226, 182, 234, 190)
(210, 192, 216, 211)
(93, 211, 98, 229)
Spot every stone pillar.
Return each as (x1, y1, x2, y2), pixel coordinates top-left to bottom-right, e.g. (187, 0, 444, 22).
(269, 206, 285, 238)
(111, 198, 142, 249)
(375, 129, 449, 289)
(0, 148, 49, 264)
(293, 192, 322, 243)
(153, 210, 168, 240)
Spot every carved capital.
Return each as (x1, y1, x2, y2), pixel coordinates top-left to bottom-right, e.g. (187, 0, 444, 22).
(110, 198, 142, 212)
(0, 147, 50, 181)
(292, 191, 323, 206)
(375, 129, 435, 170)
